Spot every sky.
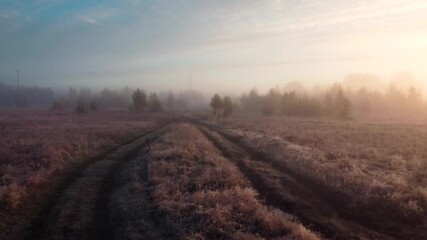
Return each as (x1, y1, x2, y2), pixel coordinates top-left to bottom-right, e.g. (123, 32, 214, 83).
(1, 0, 427, 94)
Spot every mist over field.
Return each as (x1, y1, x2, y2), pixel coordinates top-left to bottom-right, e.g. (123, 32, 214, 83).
(1, 0, 426, 94)
(1, 1, 427, 240)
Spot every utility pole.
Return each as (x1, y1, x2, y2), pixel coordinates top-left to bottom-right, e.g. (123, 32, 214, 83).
(16, 70, 20, 88)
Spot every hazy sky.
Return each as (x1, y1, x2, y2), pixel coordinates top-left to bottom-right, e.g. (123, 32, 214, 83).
(1, 0, 426, 93)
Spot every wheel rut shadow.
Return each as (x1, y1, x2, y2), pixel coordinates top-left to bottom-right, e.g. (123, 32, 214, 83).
(110, 146, 180, 240)
(198, 126, 343, 240)
(196, 121, 427, 240)
(26, 124, 172, 240)
(195, 121, 401, 240)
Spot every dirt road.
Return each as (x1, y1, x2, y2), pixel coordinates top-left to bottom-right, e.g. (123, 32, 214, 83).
(24, 120, 417, 240)
(195, 121, 397, 240)
(27, 124, 171, 240)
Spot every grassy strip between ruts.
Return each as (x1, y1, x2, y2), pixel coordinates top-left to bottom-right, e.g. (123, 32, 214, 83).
(144, 123, 320, 240)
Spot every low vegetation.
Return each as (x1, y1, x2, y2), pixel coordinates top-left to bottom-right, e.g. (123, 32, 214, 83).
(141, 124, 319, 239)
(0, 109, 161, 239)
(203, 115, 427, 237)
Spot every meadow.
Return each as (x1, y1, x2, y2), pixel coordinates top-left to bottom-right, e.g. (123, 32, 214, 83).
(0, 109, 165, 239)
(1, 109, 426, 239)
(111, 123, 319, 239)
(200, 114, 427, 239)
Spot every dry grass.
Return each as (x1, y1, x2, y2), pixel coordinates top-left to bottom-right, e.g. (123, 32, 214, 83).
(146, 123, 320, 240)
(203, 115, 427, 228)
(0, 109, 163, 239)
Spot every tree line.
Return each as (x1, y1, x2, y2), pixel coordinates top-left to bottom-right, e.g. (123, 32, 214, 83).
(50, 87, 208, 114)
(0, 82, 54, 107)
(238, 80, 426, 119)
(238, 84, 352, 119)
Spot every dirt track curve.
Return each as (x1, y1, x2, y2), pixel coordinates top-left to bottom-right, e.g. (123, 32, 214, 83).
(24, 118, 421, 240)
(194, 121, 397, 240)
(26, 124, 171, 240)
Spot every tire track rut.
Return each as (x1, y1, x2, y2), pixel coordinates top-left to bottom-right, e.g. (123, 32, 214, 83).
(110, 144, 179, 240)
(197, 123, 394, 240)
(27, 124, 171, 240)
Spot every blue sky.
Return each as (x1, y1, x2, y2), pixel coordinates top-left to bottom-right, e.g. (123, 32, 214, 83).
(1, 0, 427, 93)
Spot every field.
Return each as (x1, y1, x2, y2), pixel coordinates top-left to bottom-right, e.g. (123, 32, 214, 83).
(1, 109, 426, 239)
(110, 124, 318, 240)
(197, 114, 427, 239)
(0, 109, 168, 239)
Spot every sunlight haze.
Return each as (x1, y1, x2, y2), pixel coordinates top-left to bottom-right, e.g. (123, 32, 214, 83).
(1, 0, 426, 93)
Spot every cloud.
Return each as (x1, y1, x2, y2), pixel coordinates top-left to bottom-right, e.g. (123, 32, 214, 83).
(79, 17, 96, 24)
(0, 0, 426, 90)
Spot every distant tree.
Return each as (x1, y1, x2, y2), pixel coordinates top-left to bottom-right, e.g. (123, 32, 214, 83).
(223, 96, 233, 117)
(148, 93, 162, 112)
(51, 99, 67, 111)
(282, 91, 297, 115)
(281, 91, 322, 117)
(335, 88, 352, 119)
(78, 87, 92, 101)
(90, 99, 98, 111)
(68, 87, 78, 104)
(132, 89, 147, 111)
(76, 98, 89, 114)
(407, 86, 421, 103)
(407, 86, 422, 112)
(210, 94, 223, 115)
(99, 88, 116, 108)
(386, 82, 406, 107)
(262, 89, 280, 116)
(262, 100, 274, 116)
(15, 95, 29, 108)
(166, 91, 175, 109)
(324, 93, 336, 116)
(354, 87, 372, 114)
(246, 88, 262, 112)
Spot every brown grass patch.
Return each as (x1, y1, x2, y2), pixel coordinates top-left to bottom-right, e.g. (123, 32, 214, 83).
(146, 123, 320, 240)
(202, 115, 427, 237)
(0, 109, 164, 239)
